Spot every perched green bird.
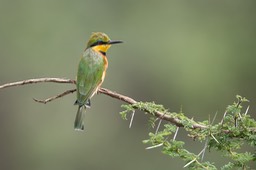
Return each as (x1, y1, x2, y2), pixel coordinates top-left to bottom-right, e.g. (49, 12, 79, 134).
(74, 32, 123, 131)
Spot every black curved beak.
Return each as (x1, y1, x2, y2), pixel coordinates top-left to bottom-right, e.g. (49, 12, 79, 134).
(109, 40, 123, 45)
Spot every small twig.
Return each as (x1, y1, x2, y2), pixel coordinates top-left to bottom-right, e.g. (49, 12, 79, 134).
(33, 89, 76, 104)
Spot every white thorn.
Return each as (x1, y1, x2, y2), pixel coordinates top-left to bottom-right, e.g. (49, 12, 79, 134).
(220, 111, 227, 124)
(146, 143, 163, 150)
(211, 133, 219, 144)
(155, 119, 162, 134)
(183, 158, 196, 168)
(211, 111, 218, 125)
(129, 110, 135, 128)
(173, 127, 179, 141)
(197, 148, 205, 157)
(238, 112, 242, 119)
(245, 105, 250, 115)
(200, 138, 209, 161)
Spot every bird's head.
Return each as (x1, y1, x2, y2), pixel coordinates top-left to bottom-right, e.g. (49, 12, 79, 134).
(86, 32, 123, 53)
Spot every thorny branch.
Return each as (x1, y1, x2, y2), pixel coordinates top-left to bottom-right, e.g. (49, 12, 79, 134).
(1, 77, 208, 129)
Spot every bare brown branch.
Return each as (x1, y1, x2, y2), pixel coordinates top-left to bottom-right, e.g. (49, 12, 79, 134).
(0, 78, 75, 89)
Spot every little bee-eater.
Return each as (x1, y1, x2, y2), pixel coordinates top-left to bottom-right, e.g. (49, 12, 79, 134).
(74, 32, 123, 131)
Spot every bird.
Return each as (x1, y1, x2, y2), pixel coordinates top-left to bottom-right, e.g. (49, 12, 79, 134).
(74, 32, 123, 131)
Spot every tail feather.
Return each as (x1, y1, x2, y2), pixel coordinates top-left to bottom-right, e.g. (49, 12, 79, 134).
(74, 106, 86, 131)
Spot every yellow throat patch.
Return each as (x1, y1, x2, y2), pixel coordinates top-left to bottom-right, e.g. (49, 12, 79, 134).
(92, 44, 111, 53)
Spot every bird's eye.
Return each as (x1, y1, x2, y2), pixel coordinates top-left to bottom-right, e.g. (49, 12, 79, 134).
(97, 40, 103, 45)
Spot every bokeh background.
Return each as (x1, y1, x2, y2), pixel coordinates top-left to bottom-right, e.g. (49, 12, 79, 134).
(0, 0, 256, 169)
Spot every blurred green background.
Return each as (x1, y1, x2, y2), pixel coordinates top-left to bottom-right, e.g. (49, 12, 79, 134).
(0, 0, 256, 169)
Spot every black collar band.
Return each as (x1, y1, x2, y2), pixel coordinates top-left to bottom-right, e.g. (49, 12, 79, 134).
(100, 51, 106, 56)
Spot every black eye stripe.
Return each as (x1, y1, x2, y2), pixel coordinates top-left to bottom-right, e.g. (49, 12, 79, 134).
(90, 40, 108, 47)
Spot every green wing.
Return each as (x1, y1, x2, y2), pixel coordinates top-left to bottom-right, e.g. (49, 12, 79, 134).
(76, 48, 105, 106)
